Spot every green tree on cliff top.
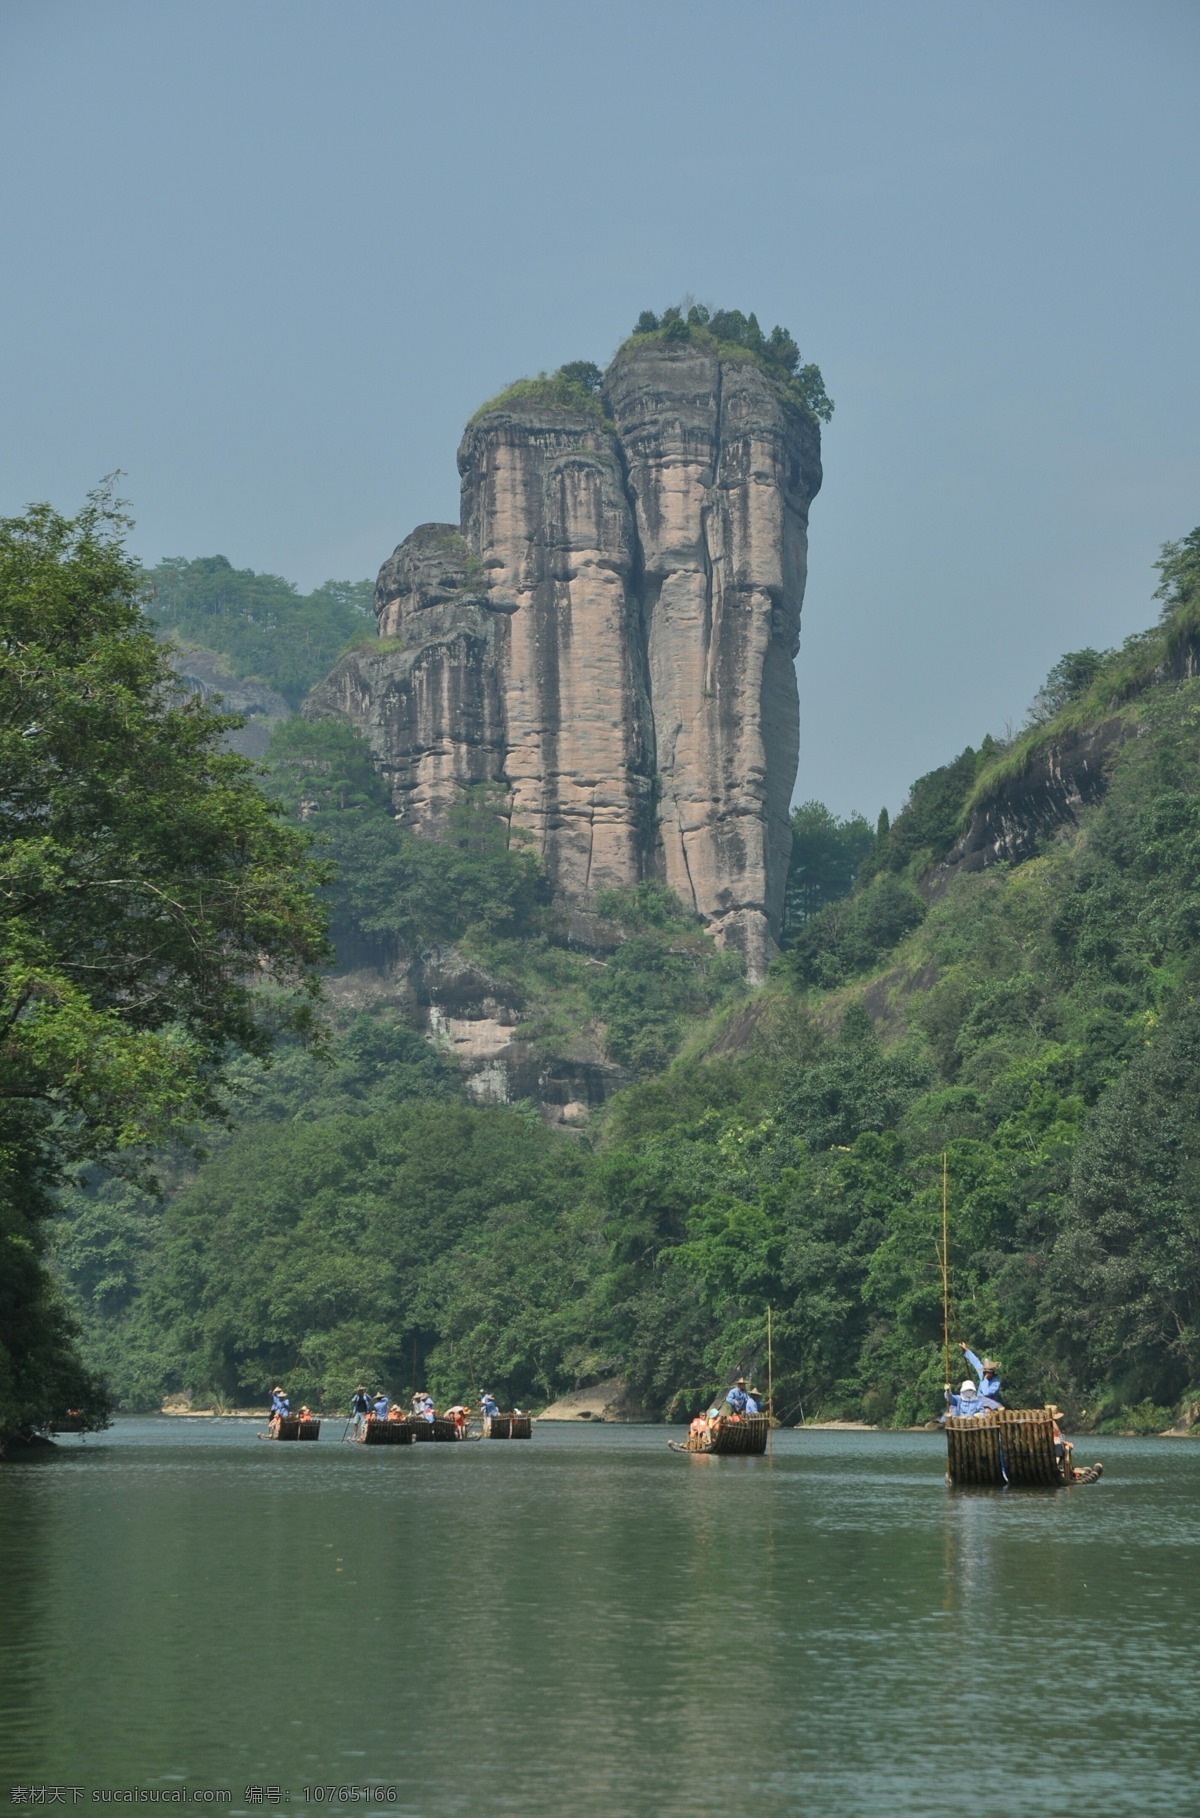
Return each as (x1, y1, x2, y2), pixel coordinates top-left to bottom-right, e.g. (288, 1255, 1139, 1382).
(630, 304, 833, 423)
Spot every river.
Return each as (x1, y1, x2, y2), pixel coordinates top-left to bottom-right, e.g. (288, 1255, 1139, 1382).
(1, 1420, 1197, 1817)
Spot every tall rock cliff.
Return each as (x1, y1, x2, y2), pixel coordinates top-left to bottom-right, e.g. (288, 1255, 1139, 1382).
(307, 337, 822, 977)
(456, 403, 655, 902)
(606, 342, 821, 967)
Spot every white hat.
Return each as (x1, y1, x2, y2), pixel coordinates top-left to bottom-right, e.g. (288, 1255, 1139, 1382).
(960, 1380, 976, 1397)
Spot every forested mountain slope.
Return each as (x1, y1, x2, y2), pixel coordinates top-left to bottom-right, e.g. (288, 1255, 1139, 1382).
(55, 529, 1200, 1434)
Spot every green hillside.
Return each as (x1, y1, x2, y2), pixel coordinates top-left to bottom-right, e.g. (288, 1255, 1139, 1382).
(49, 525, 1200, 1434)
(147, 555, 374, 708)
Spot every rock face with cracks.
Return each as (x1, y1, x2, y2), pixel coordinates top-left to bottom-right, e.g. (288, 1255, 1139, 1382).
(307, 340, 822, 978)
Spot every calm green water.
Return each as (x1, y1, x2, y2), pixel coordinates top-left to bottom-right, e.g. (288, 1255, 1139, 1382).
(2, 1420, 1198, 1817)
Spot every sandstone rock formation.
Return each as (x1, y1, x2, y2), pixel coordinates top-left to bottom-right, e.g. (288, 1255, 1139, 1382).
(169, 644, 291, 757)
(606, 342, 821, 968)
(307, 338, 822, 977)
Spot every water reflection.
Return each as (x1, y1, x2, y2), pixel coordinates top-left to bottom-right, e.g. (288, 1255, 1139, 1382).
(1, 1423, 1198, 1816)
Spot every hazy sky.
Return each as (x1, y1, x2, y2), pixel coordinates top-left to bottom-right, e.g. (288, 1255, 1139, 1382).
(3, 0, 1198, 819)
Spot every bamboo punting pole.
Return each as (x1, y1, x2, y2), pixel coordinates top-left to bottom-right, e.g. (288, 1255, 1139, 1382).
(767, 1304, 774, 1456)
(941, 1152, 950, 1417)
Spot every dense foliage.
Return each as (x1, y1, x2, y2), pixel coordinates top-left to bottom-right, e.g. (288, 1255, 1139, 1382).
(1, 493, 329, 1446)
(147, 555, 373, 707)
(783, 801, 874, 932)
(45, 526, 1200, 1436)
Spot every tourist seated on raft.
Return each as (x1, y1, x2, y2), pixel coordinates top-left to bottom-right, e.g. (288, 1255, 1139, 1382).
(689, 1414, 709, 1441)
(1047, 1405, 1074, 1470)
(386, 1401, 405, 1422)
(298, 1405, 314, 1422)
(350, 1385, 371, 1436)
(944, 1378, 987, 1419)
(959, 1342, 1005, 1409)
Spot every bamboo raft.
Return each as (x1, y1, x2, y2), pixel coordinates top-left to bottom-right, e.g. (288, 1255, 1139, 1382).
(271, 1418, 321, 1441)
(945, 1408, 1102, 1488)
(357, 1420, 413, 1445)
(483, 1413, 532, 1439)
(669, 1414, 770, 1456)
(405, 1415, 462, 1442)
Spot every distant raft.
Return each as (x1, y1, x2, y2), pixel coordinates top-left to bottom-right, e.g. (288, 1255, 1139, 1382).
(669, 1414, 770, 1456)
(483, 1413, 532, 1439)
(405, 1415, 462, 1442)
(945, 1408, 1102, 1488)
(357, 1420, 413, 1445)
(272, 1417, 321, 1442)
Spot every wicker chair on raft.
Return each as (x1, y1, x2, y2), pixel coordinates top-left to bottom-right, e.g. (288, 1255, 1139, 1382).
(945, 1407, 1102, 1487)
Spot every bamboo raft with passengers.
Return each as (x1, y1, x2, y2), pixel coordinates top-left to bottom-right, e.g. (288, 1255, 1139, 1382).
(355, 1419, 412, 1445)
(937, 1157, 1102, 1489)
(269, 1416, 321, 1441)
(483, 1412, 532, 1439)
(945, 1408, 1102, 1487)
(670, 1317, 777, 1458)
(670, 1411, 771, 1456)
(406, 1414, 466, 1442)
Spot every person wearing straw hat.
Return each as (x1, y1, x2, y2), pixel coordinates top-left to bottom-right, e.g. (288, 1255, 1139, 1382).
(960, 1342, 1005, 1409)
(725, 1378, 749, 1417)
(1046, 1404, 1072, 1472)
(350, 1384, 371, 1437)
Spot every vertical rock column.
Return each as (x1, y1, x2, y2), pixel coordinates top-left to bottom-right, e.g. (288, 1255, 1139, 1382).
(458, 404, 654, 901)
(305, 522, 506, 834)
(605, 341, 821, 976)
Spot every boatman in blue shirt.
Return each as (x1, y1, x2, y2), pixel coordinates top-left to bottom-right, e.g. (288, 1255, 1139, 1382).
(480, 1392, 499, 1420)
(372, 1390, 389, 1423)
(350, 1385, 371, 1436)
(960, 1342, 1005, 1409)
(725, 1379, 749, 1416)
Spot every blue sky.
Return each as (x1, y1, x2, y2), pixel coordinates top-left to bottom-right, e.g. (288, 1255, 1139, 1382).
(3, 0, 1198, 818)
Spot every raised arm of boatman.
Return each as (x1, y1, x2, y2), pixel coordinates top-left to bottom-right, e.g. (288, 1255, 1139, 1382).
(962, 1346, 984, 1384)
